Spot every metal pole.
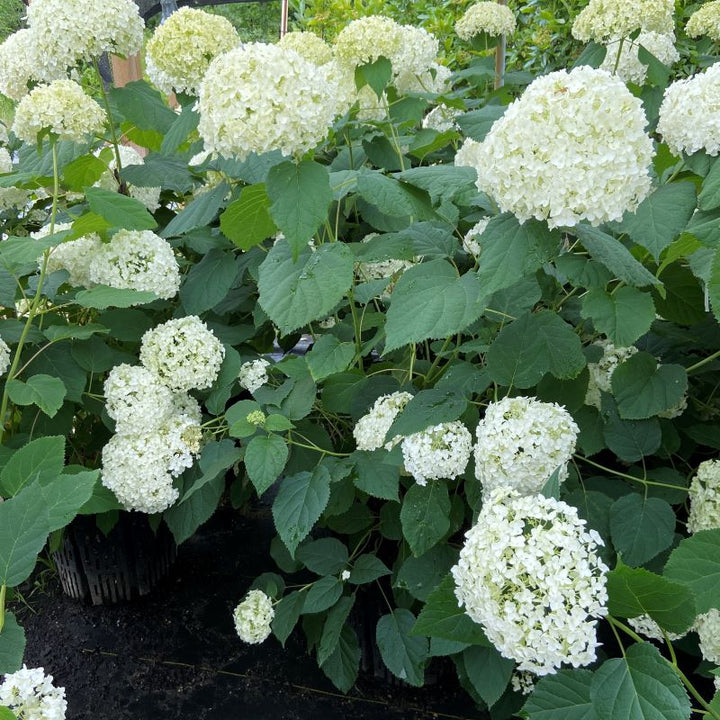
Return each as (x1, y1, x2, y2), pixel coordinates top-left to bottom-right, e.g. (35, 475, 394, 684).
(494, 0, 507, 89)
(281, 0, 289, 36)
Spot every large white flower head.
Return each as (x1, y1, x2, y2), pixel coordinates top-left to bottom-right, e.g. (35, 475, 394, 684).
(234, 589, 275, 644)
(158, 393, 203, 476)
(401, 420, 473, 485)
(139, 316, 225, 392)
(238, 358, 270, 393)
(695, 610, 720, 666)
(278, 31, 334, 65)
(455, 2, 517, 40)
(687, 1, 720, 41)
(146, 7, 239, 96)
(688, 459, 720, 534)
(0, 336, 10, 377)
(87, 229, 180, 300)
(0, 29, 37, 100)
(96, 144, 161, 212)
(452, 488, 609, 675)
(27, 0, 144, 80)
(601, 32, 679, 85)
(0, 666, 67, 720)
(198, 43, 342, 160)
(44, 234, 104, 288)
(657, 63, 720, 156)
(585, 340, 638, 408)
(12, 80, 105, 144)
(467, 66, 653, 228)
(353, 391, 414, 451)
(572, 0, 675, 43)
(474, 395, 579, 496)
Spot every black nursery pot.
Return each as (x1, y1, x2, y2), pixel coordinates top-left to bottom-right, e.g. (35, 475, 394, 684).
(53, 512, 176, 605)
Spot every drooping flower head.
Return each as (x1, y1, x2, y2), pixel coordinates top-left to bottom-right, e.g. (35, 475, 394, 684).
(452, 488, 609, 675)
(688, 459, 720, 534)
(146, 7, 239, 95)
(0, 666, 67, 720)
(353, 391, 414, 451)
(464, 66, 653, 228)
(572, 0, 675, 43)
(455, 2, 517, 40)
(234, 589, 275, 644)
(401, 420, 473, 485)
(687, 1, 720, 41)
(601, 32, 679, 85)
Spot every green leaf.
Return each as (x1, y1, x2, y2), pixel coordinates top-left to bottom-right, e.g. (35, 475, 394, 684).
(0, 612, 26, 674)
(411, 575, 489, 644)
(303, 576, 343, 614)
(6, 375, 66, 418)
(182, 439, 243, 503)
(654, 264, 707, 326)
(590, 643, 690, 720)
(581, 287, 655, 347)
(161, 103, 199, 154)
(0, 708, 17, 720)
(264, 414, 294, 432)
(164, 473, 224, 545)
(463, 645, 514, 708)
(609, 494, 675, 566)
(395, 165, 477, 204)
(376, 609, 428, 687)
(386, 388, 466, 440)
(272, 466, 332, 556)
(384, 261, 485, 352)
(356, 171, 435, 220)
(352, 450, 400, 501)
(245, 435, 288, 496)
(348, 554, 391, 584)
(180, 249, 238, 315)
(710, 248, 720, 322)
(602, 398, 662, 462)
(699, 158, 720, 211)
(272, 590, 305, 647)
(108, 80, 177, 134)
(74, 285, 157, 309)
(456, 106, 506, 142)
(306, 335, 356, 382)
(161, 182, 229, 238)
(120, 153, 194, 193)
(395, 545, 457, 601)
(524, 669, 597, 720)
(296, 538, 349, 576)
(540, 467, 562, 499)
(220, 184, 277, 250)
(606, 564, 696, 635)
(664, 530, 720, 614)
(62, 153, 107, 191)
(319, 624, 360, 693)
(620, 183, 696, 261)
(355, 56, 392, 97)
(318, 595, 354, 667)
(575, 225, 659, 287)
(40, 471, 98, 532)
(266, 160, 332, 257)
(258, 241, 354, 335)
(486, 310, 586, 388)
(43, 323, 109, 342)
(400, 482, 451, 557)
(611, 352, 688, 420)
(84, 187, 157, 231)
(0, 436, 65, 497)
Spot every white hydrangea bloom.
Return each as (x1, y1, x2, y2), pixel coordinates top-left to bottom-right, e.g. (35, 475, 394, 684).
(462, 217, 490, 259)
(0, 29, 37, 100)
(12, 80, 105, 144)
(474, 395, 579, 496)
(687, 1, 720, 41)
(688, 459, 720, 534)
(0, 147, 10, 173)
(140, 316, 225, 392)
(0, 666, 67, 720)
(353, 391, 414, 451)
(628, 614, 685, 641)
(601, 32, 679, 85)
(355, 84, 389, 122)
(278, 31, 334, 66)
(0, 336, 10, 377)
(454, 138, 483, 171)
(44, 234, 104, 288)
(357, 233, 414, 282)
(238, 358, 271, 393)
(585, 341, 638, 408)
(401, 420, 473, 485)
(27, 0, 144, 80)
(658, 63, 720, 156)
(104, 364, 175, 434)
(87, 229, 180, 300)
(146, 7, 239, 96)
(234, 589, 275, 644)
(198, 43, 342, 160)
(695, 610, 720, 666)
(423, 104, 460, 133)
(452, 488, 609, 675)
(396, 62, 451, 96)
(0, 147, 30, 211)
(572, 0, 675, 43)
(465, 66, 653, 228)
(455, 2, 517, 40)
(96, 144, 161, 212)
(158, 393, 203, 476)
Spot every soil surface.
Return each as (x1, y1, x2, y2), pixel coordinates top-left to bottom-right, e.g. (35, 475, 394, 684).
(16, 508, 483, 720)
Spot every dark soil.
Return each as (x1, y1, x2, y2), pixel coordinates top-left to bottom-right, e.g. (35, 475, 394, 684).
(16, 508, 482, 720)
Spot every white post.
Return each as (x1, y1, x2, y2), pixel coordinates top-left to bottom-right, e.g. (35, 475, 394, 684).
(281, 0, 289, 36)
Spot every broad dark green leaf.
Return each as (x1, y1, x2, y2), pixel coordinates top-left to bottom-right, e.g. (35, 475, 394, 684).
(220, 184, 277, 250)
(376, 609, 428, 687)
(355, 56, 392, 96)
(356, 170, 436, 220)
(296, 538, 349, 576)
(395, 165, 477, 204)
(74, 285, 157, 309)
(456, 106, 506, 141)
(664, 530, 720, 614)
(0, 436, 65, 497)
(463, 645, 514, 708)
(524, 669, 597, 720)
(319, 624, 360, 693)
(180, 249, 238, 315)
(352, 450, 400, 502)
(395, 545, 457, 601)
(348, 554, 391, 584)
(385, 388, 466, 440)
(0, 612, 26, 674)
(182, 439, 243, 503)
(303, 575, 343, 614)
(164, 473, 224, 545)
(108, 80, 177, 134)
(6, 375, 66, 418)
(306, 335, 355, 382)
(120, 154, 194, 193)
(245, 435, 288, 496)
(580, 287, 655, 347)
(84, 187, 157, 231)
(400, 482, 451, 557)
(161, 182, 229, 238)
(272, 590, 305, 647)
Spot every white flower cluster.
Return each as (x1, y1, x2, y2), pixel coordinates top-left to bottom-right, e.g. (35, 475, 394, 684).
(601, 32, 679, 85)
(356, 233, 415, 284)
(238, 358, 271, 393)
(353, 391, 414, 451)
(96, 145, 161, 212)
(87, 230, 180, 300)
(0, 666, 67, 720)
(687, 1, 720, 41)
(198, 43, 342, 160)
(585, 341, 638, 409)
(452, 488, 609, 675)
(695, 609, 720, 666)
(0, 145, 30, 212)
(572, 0, 675, 43)
(234, 589, 275, 644)
(455, 2, 517, 40)
(511, 671, 536, 695)
(422, 104, 461, 133)
(146, 7, 239, 96)
(12, 79, 105, 144)
(687, 459, 720, 534)
(463, 66, 653, 228)
(0, 336, 10, 377)
(658, 63, 720, 156)
(139, 316, 225, 392)
(474, 395, 579, 496)
(44, 232, 104, 288)
(628, 614, 685, 642)
(278, 31, 334, 66)
(401, 421, 473, 485)
(0, 29, 37, 100)
(462, 217, 490, 259)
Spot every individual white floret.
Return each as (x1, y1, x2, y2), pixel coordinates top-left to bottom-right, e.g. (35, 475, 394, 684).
(455, 2, 517, 40)
(401, 420, 473, 485)
(238, 358, 271, 393)
(353, 391, 414, 451)
(688, 459, 720, 533)
(233, 589, 275, 644)
(601, 32, 679, 85)
(0, 665, 67, 720)
(452, 487, 609, 675)
(572, 0, 675, 43)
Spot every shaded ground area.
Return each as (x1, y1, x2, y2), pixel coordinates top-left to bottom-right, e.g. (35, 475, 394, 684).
(17, 508, 482, 720)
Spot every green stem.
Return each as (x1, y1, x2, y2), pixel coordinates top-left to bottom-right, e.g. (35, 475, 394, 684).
(94, 59, 123, 172)
(607, 614, 644, 644)
(424, 336, 454, 386)
(687, 350, 720, 375)
(574, 454, 688, 493)
(287, 433, 350, 458)
(612, 37, 625, 75)
(0, 583, 5, 632)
